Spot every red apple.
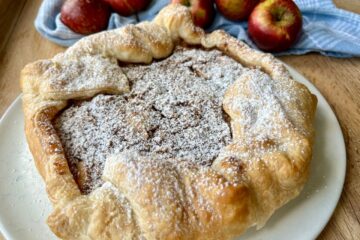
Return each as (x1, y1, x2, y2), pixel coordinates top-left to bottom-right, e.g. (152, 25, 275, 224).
(248, 0, 302, 52)
(171, 0, 215, 28)
(215, 0, 259, 21)
(60, 0, 110, 35)
(104, 0, 152, 16)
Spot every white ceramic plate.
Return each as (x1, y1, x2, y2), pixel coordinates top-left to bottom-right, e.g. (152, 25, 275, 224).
(0, 66, 346, 240)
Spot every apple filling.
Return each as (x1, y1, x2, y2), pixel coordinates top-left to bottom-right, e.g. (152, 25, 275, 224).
(53, 46, 246, 194)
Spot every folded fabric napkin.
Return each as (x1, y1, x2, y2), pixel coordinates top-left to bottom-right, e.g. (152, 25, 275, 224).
(35, 0, 360, 57)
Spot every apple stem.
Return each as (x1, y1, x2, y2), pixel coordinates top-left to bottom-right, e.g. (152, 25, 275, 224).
(274, 7, 286, 22)
(277, 12, 284, 21)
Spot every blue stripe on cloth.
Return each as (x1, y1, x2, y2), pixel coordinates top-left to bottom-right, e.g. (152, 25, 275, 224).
(34, 0, 360, 57)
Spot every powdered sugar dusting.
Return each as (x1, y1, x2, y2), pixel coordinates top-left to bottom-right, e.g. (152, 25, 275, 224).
(54, 46, 245, 193)
(43, 54, 128, 95)
(220, 66, 308, 166)
(53, 45, 306, 196)
(230, 71, 291, 141)
(93, 182, 134, 222)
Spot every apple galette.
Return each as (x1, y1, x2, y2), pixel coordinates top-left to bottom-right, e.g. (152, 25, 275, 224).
(21, 4, 317, 240)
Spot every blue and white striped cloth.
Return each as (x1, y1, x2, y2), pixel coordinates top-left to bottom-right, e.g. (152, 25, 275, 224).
(35, 0, 360, 57)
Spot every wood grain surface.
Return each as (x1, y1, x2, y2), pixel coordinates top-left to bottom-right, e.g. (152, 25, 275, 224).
(0, 0, 359, 239)
(0, 0, 27, 54)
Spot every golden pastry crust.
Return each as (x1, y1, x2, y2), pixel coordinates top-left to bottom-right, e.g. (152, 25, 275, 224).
(20, 4, 317, 240)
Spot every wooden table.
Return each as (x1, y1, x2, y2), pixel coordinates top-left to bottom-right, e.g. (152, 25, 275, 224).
(0, 0, 359, 239)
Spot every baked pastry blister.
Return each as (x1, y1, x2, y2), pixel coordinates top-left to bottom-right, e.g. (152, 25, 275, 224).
(21, 4, 317, 240)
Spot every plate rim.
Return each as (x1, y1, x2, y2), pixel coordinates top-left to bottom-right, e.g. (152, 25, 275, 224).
(284, 64, 347, 238)
(0, 95, 23, 240)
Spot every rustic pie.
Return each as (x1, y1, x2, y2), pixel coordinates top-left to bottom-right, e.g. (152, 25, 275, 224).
(20, 4, 317, 240)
